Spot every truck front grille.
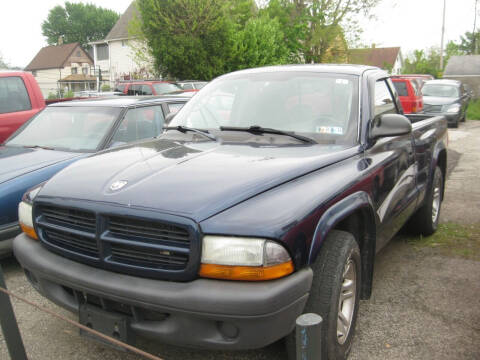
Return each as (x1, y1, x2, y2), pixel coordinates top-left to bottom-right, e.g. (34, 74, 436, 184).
(35, 203, 198, 281)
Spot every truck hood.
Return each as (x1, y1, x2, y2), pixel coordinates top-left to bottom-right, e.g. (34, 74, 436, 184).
(423, 96, 458, 106)
(41, 139, 359, 221)
(0, 146, 82, 185)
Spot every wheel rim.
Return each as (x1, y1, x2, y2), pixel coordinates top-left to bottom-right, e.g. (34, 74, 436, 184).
(337, 258, 356, 345)
(431, 175, 442, 223)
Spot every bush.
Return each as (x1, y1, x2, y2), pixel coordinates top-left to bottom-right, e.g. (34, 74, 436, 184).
(101, 84, 111, 92)
(47, 92, 57, 100)
(64, 90, 74, 98)
(467, 99, 480, 120)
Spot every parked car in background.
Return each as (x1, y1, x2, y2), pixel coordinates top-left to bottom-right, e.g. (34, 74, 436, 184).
(396, 74, 435, 88)
(391, 77, 423, 114)
(0, 71, 45, 143)
(13, 65, 448, 359)
(114, 81, 183, 96)
(422, 79, 469, 127)
(177, 80, 208, 91)
(0, 95, 189, 257)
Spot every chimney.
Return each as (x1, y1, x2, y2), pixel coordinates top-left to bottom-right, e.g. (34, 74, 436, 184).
(58, 36, 63, 45)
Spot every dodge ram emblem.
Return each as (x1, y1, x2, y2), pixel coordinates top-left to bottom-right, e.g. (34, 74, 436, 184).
(110, 180, 128, 191)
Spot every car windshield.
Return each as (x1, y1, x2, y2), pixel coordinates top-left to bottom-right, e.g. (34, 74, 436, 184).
(6, 106, 122, 151)
(422, 84, 459, 98)
(170, 71, 359, 145)
(153, 83, 182, 94)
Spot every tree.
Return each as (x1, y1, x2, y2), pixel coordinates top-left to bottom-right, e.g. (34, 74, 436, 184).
(42, 2, 119, 48)
(230, 16, 290, 70)
(262, 0, 381, 63)
(135, 0, 289, 80)
(459, 31, 480, 54)
(0, 53, 8, 69)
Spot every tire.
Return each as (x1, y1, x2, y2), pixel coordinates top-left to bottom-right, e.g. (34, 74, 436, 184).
(285, 230, 361, 360)
(407, 166, 443, 236)
(452, 119, 459, 128)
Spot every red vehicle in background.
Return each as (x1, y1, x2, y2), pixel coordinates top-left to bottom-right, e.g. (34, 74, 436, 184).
(391, 77, 423, 114)
(0, 72, 45, 143)
(114, 81, 186, 96)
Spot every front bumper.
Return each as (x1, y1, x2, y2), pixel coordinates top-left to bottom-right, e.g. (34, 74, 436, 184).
(14, 233, 312, 350)
(0, 222, 20, 257)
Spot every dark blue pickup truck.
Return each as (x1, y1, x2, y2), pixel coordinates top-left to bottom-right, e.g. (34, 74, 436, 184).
(14, 65, 447, 359)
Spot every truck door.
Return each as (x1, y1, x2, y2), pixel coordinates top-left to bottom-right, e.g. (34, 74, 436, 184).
(366, 79, 418, 249)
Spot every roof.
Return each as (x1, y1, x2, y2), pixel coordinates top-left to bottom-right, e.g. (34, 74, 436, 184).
(25, 43, 91, 71)
(347, 47, 401, 68)
(49, 95, 191, 108)
(444, 55, 480, 76)
(59, 74, 96, 82)
(221, 64, 381, 78)
(105, 2, 137, 41)
(424, 79, 461, 87)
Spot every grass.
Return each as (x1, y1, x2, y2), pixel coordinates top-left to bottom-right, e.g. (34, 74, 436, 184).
(466, 99, 480, 120)
(407, 222, 480, 261)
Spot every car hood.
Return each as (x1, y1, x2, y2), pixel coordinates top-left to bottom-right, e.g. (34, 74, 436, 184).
(423, 96, 458, 106)
(0, 146, 83, 185)
(40, 139, 358, 221)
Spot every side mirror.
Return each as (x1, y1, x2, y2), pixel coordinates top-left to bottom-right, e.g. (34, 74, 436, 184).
(165, 112, 176, 125)
(370, 113, 412, 139)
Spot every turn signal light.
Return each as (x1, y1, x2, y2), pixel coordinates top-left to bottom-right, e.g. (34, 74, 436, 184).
(20, 223, 38, 240)
(199, 261, 294, 281)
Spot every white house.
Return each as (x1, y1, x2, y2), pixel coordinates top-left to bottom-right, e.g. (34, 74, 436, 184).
(89, 2, 154, 87)
(24, 42, 95, 97)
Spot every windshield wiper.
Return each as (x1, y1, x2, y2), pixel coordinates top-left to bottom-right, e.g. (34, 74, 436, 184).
(22, 145, 55, 150)
(219, 125, 316, 144)
(163, 125, 217, 141)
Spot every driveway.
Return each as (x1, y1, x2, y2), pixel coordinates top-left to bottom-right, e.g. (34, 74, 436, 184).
(1, 122, 479, 360)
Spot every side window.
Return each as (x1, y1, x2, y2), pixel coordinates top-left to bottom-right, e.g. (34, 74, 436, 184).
(142, 85, 153, 95)
(114, 84, 125, 93)
(128, 85, 141, 96)
(0, 77, 32, 114)
(167, 103, 185, 115)
(374, 80, 396, 117)
(109, 105, 165, 147)
(182, 83, 194, 90)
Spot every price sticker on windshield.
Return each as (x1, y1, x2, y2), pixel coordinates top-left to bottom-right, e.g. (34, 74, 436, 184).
(316, 126, 344, 135)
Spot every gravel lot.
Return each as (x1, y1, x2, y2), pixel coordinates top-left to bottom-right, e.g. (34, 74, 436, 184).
(1, 121, 479, 360)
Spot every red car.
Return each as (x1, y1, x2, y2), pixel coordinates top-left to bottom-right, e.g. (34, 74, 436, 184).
(114, 81, 184, 96)
(391, 77, 423, 114)
(0, 72, 45, 143)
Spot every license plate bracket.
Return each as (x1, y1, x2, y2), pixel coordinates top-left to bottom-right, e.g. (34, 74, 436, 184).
(79, 304, 135, 350)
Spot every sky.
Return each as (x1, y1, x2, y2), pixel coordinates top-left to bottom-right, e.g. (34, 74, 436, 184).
(0, 0, 477, 68)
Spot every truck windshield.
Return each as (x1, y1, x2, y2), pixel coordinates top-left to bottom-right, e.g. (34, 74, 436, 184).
(6, 106, 121, 151)
(422, 84, 459, 98)
(170, 71, 359, 145)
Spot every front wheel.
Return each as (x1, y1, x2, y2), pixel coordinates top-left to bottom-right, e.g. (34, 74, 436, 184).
(286, 230, 361, 360)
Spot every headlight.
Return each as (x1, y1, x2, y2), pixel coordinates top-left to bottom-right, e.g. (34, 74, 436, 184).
(446, 104, 461, 113)
(199, 236, 294, 281)
(18, 184, 43, 240)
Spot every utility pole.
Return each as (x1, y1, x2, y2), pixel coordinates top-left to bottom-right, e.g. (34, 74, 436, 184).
(473, 0, 478, 54)
(440, 0, 447, 70)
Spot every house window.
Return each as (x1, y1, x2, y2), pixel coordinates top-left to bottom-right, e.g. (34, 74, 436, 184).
(97, 44, 109, 61)
(31, 70, 37, 77)
(122, 40, 128, 47)
(71, 67, 78, 75)
(82, 67, 89, 75)
(76, 50, 82, 57)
